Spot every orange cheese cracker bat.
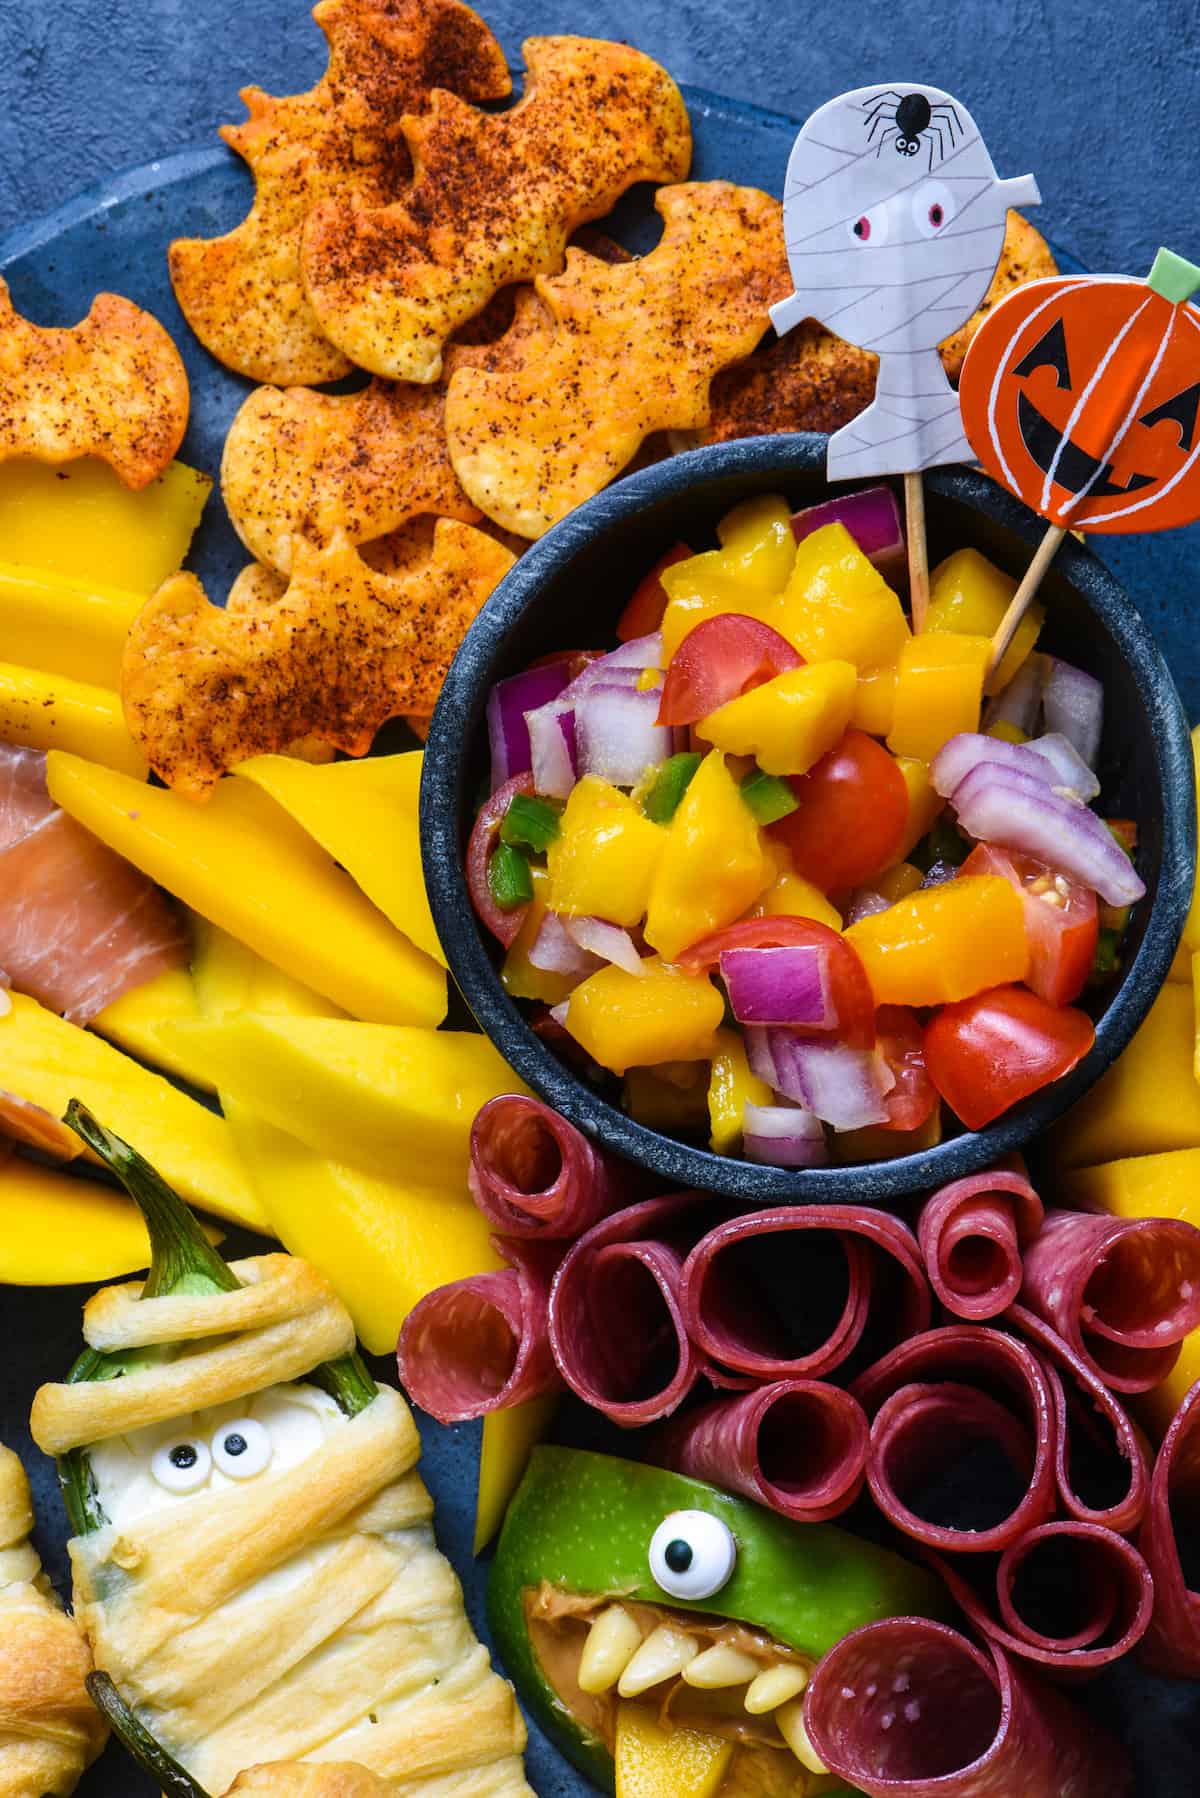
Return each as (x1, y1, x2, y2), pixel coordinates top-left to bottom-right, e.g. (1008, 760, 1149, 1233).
(123, 521, 516, 797)
(168, 0, 511, 386)
(300, 35, 692, 382)
(0, 278, 188, 488)
(444, 181, 789, 537)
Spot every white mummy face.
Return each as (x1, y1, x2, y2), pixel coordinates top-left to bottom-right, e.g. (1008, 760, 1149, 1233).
(779, 84, 1028, 354)
(88, 1382, 345, 1529)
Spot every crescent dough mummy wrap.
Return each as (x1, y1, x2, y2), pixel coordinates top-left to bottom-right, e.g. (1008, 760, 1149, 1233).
(771, 82, 1040, 478)
(0, 1445, 107, 1796)
(30, 1108, 531, 1798)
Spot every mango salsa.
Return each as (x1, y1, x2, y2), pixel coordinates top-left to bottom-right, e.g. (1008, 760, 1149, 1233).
(846, 875, 1028, 1006)
(926, 547, 1043, 694)
(774, 522, 910, 670)
(707, 1028, 772, 1154)
(547, 776, 666, 926)
(565, 958, 724, 1075)
(644, 752, 770, 960)
(713, 493, 797, 591)
(887, 633, 991, 763)
(696, 662, 856, 778)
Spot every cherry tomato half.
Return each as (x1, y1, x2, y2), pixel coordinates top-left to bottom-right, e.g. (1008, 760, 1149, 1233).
(617, 543, 693, 641)
(875, 1004, 936, 1132)
(466, 772, 535, 949)
(656, 614, 803, 728)
(923, 984, 1095, 1130)
(961, 844, 1098, 1006)
(771, 729, 908, 894)
(677, 916, 876, 1050)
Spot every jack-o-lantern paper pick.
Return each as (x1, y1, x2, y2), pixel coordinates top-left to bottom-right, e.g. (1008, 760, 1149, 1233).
(960, 248, 1200, 533)
(771, 82, 1040, 480)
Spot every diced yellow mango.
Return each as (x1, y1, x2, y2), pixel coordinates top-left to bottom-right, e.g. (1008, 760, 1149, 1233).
(501, 868, 575, 1005)
(887, 633, 991, 764)
(0, 993, 265, 1230)
(696, 662, 856, 779)
(894, 755, 945, 860)
(45, 753, 446, 1027)
(926, 548, 1043, 695)
(846, 875, 1027, 1007)
(833, 1105, 943, 1163)
(660, 554, 772, 660)
(233, 752, 445, 968)
(565, 959, 724, 1075)
(0, 663, 147, 777)
(615, 1702, 733, 1798)
(0, 1151, 221, 1285)
(160, 1012, 525, 1185)
(986, 720, 1029, 745)
(875, 861, 924, 904)
(754, 866, 843, 931)
(92, 966, 216, 1095)
(0, 457, 210, 592)
(714, 493, 797, 591)
(1054, 981, 1200, 1169)
(852, 663, 897, 736)
(546, 776, 666, 927)
(0, 560, 144, 687)
(774, 523, 910, 670)
(476, 1396, 560, 1554)
(708, 1028, 773, 1155)
(223, 1099, 504, 1356)
(644, 752, 771, 961)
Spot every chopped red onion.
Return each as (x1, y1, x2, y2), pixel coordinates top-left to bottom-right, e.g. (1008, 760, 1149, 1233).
(1042, 657, 1103, 768)
(844, 889, 890, 925)
(487, 660, 573, 791)
(526, 703, 577, 799)
(528, 913, 601, 980)
(575, 684, 678, 787)
(931, 731, 1098, 804)
(791, 486, 905, 583)
(565, 917, 645, 976)
(743, 1102, 829, 1167)
(597, 632, 664, 671)
(982, 651, 1049, 736)
(720, 945, 833, 1028)
(950, 763, 1144, 906)
(746, 1028, 894, 1130)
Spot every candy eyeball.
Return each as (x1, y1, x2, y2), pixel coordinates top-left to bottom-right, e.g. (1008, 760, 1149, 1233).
(648, 1510, 737, 1600)
(150, 1437, 212, 1494)
(911, 180, 955, 237)
(211, 1417, 273, 1480)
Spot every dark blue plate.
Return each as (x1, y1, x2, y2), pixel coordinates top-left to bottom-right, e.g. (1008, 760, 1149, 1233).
(2, 83, 1197, 1798)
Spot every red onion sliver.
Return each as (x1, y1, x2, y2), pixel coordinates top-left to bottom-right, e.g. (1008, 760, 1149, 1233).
(930, 731, 1098, 804)
(396, 1238, 563, 1424)
(917, 1165, 1044, 1321)
(742, 1101, 828, 1167)
(548, 1194, 711, 1426)
(790, 486, 905, 581)
(575, 683, 677, 787)
(1042, 656, 1103, 768)
(804, 1617, 1133, 1797)
(752, 1029, 893, 1129)
(657, 1378, 869, 1523)
(566, 916, 644, 976)
(1138, 1376, 1200, 1676)
(681, 1205, 929, 1381)
(526, 703, 578, 799)
(487, 660, 573, 790)
(852, 1327, 1057, 1553)
(721, 944, 833, 1028)
(949, 761, 1144, 906)
(982, 651, 1049, 738)
(528, 912, 601, 979)
(1019, 1209, 1200, 1393)
(469, 1094, 622, 1239)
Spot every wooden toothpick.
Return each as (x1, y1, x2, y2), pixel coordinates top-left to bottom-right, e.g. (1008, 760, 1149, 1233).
(905, 471, 930, 631)
(984, 523, 1067, 688)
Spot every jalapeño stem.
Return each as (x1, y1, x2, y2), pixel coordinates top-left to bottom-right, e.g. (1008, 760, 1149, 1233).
(87, 1674, 209, 1798)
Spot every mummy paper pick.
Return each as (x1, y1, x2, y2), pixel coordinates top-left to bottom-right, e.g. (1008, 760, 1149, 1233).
(771, 83, 1041, 479)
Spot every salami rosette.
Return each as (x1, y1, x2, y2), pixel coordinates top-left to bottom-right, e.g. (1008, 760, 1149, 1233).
(1137, 1376, 1200, 1676)
(468, 1094, 624, 1237)
(917, 1166, 1043, 1321)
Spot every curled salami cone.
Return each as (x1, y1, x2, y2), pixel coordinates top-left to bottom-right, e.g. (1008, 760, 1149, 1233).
(917, 1164, 1043, 1321)
(1138, 1376, 1200, 1677)
(468, 1095, 624, 1238)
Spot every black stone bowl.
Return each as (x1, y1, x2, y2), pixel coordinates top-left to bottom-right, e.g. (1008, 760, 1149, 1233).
(421, 436, 1196, 1203)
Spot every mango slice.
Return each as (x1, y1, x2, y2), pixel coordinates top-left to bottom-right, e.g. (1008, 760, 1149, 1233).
(45, 752, 446, 1027)
(0, 456, 210, 592)
(0, 1153, 221, 1285)
(0, 560, 144, 687)
(1053, 982, 1200, 1168)
(159, 1012, 525, 1183)
(0, 993, 264, 1230)
(0, 664, 147, 777)
(475, 1398, 560, 1555)
(92, 966, 215, 1094)
(615, 1703, 733, 1798)
(190, 918, 351, 1023)
(224, 1100, 505, 1355)
(233, 751, 444, 966)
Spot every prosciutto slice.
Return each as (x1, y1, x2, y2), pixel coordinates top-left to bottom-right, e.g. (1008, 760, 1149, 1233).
(852, 1327, 1057, 1553)
(468, 1094, 625, 1238)
(679, 1206, 929, 1382)
(804, 1617, 1132, 1796)
(1006, 1304, 1150, 1534)
(547, 1194, 712, 1426)
(917, 1165, 1043, 1321)
(1019, 1208, 1200, 1394)
(0, 744, 186, 1023)
(396, 1239, 563, 1424)
(655, 1379, 869, 1523)
(1138, 1376, 1200, 1676)
(927, 1522, 1154, 1673)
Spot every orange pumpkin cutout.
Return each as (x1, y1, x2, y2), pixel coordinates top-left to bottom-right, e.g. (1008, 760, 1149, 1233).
(960, 261, 1200, 534)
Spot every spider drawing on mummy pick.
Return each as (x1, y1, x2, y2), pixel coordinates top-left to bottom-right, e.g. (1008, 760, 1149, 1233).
(771, 81, 1041, 478)
(864, 89, 963, 167)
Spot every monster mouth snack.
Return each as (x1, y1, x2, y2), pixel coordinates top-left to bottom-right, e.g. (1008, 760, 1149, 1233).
(30, 1104, 532, 1798)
